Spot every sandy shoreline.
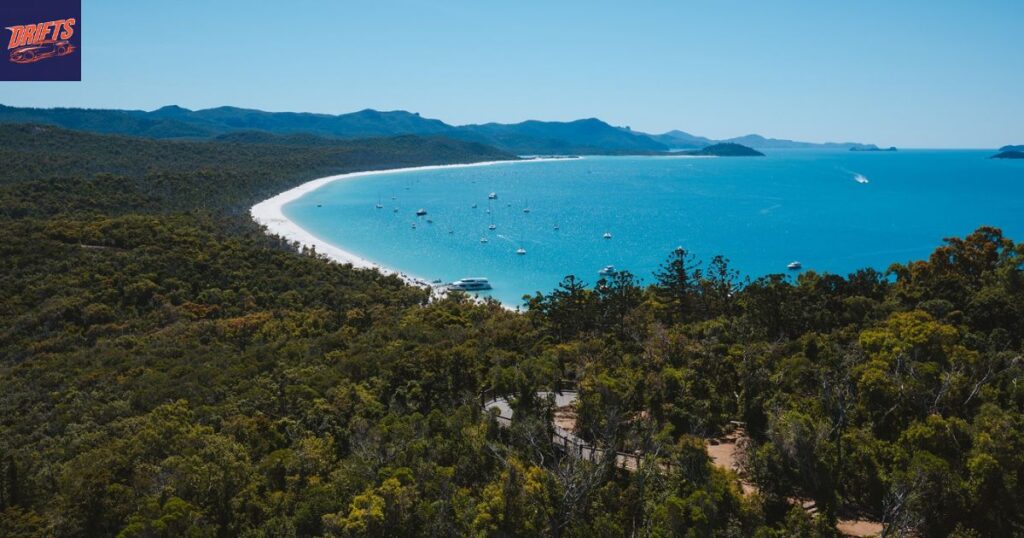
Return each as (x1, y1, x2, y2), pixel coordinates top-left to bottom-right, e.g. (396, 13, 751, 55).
(250, 158, 571, 295)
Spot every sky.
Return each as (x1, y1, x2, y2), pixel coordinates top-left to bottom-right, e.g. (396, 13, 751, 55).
(0, 0, 1021, 148)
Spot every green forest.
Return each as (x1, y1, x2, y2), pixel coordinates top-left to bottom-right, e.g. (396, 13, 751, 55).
(1, 124, 1022, 537)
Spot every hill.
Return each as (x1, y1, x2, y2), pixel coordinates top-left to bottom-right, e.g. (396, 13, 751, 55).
(681, 142, 764, 157)
(992, 150, 1024, 159)
(459, 118, 668, 154)
(649, 129, 715, 149)
(999, 145, 1024, 152)
(720, 133, 879, 150)
(0, 103, 883, 155)
(0, 104, 667, 155)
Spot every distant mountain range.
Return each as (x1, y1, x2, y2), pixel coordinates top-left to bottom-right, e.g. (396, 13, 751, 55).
(0, 103, 880, 155)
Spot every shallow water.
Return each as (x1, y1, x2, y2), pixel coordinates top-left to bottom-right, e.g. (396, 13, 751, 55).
(283, 151, 1024, 306)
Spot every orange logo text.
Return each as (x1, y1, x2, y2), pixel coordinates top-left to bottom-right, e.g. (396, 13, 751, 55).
(6, 19, 76, 50)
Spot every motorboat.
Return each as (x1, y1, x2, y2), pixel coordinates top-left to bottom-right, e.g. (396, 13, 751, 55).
(416, 208, 427, 216)
(516, 247, 527, 255)
(603, 232, 613, 239)
(449, 277, 492, 291)
(480, 237, 488, 243)
(488, 192, 498, 199)
(787, 261, 802, 270)
(488, 223, 496, 230)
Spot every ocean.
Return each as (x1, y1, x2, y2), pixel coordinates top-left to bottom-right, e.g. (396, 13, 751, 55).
(281, 151, 1024, 306)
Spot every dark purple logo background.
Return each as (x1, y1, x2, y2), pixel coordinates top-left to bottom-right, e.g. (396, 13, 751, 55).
(1, 0, 80, 81)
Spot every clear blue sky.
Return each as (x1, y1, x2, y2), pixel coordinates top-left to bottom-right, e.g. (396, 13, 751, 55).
(1, 0, 1021, 147)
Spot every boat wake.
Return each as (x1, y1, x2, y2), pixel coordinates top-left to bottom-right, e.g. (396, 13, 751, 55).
(853, 173, 869, 184)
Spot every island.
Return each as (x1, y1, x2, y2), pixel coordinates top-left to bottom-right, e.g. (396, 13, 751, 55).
(849, 144, 897, 152)
(682, 142, 765, 157)
(992, 150, 1024, 159)
(999, 145, 1024, 152)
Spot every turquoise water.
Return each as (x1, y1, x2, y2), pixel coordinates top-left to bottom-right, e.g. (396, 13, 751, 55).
(283, 151, 1024, 306)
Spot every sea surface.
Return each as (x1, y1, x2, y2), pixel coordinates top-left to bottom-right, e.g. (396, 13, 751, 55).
(282, 151, 1024, 306)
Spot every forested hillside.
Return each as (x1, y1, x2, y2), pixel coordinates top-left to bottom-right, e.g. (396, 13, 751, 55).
(1, 125, 1021, 537)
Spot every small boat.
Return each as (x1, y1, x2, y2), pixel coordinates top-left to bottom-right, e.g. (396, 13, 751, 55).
(375, 203, 383, 209)
(787, 261, 802, 270)
(523, 200, 531, 213)
(393, 207, 399, 213)
(416, 208, 427, 216)
(516, 247, 527, 255)
(488, 224, 496, 230)
(554, 223, 560, 230)
(317, 204, 322, 208)
(426, 219, 433, 224)
(603, 232, 613, 239)
(449, 277, 492, 291)
(488, 192, 498, 200)
(598, 265, 616, 276)
(472, 203, 478, 208)
(479, 237, 489, 244)
(411, 223, 417, 229)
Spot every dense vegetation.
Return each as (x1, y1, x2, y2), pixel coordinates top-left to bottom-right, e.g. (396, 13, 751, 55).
(1, 124, 1022, 537)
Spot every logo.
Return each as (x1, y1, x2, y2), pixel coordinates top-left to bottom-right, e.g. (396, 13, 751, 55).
(0, 2, 80, 81)
(7, 19, 77, 64)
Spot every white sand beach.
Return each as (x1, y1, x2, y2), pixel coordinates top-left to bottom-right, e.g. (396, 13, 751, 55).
(250, 158, 570, 293)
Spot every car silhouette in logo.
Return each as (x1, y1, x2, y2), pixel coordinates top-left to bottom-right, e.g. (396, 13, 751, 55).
(9, 41, 76, 64)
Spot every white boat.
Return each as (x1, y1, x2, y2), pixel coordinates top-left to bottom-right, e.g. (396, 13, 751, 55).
(471, 203, 478, 208)
(480, 237, 488, 243)
(416, 208, 427, 216)
(787, 261, 802, 270)
(488, 224, 497, 230)
(603, 232, 613, 239)
(516, 247, 527, 255)
(448, 277, 492, 291)
(553, 224, 560, 230)
(598, 265, 616, 276)
(488, 192, 498, 200)
(523, 200, 530, 213)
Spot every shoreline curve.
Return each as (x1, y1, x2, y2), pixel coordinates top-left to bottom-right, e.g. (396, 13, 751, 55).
(250, 158, 573, 295)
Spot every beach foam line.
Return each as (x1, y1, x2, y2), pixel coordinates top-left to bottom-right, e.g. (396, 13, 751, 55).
(250, 157, 573, 293)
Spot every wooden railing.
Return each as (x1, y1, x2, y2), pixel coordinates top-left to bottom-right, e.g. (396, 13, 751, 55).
(481, 387, 662, 472)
